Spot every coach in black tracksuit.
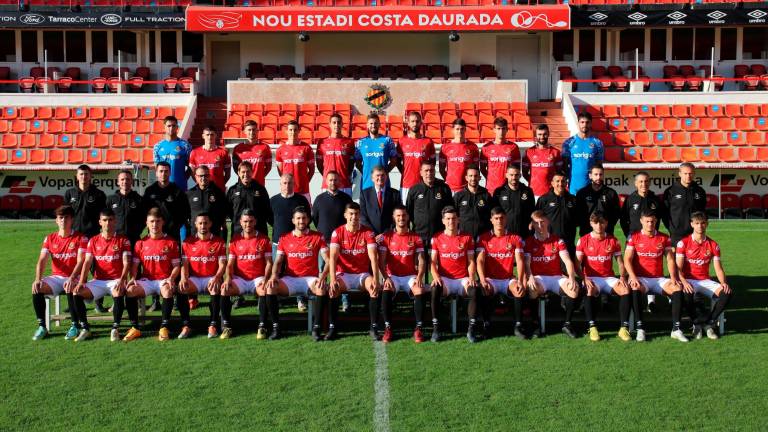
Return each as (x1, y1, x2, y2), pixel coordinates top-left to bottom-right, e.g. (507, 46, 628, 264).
(620, 172, 665, 236)
(406, 164, 454, 247)
(106, 178, 144, 244)
(536, 173, 578, 255)
(227, 174, 272, 237)
(187, 175, 228, 239)
(453, 171, 493, 239)
(142, 174, 189, 241)
(662, 163, 707, 245)
(492, 168, 535, 238)
(575, 181, 620, 236)
(65, 165, 106, 238)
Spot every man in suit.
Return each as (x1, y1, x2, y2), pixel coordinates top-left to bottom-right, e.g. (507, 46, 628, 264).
(360, 166, 401, 235)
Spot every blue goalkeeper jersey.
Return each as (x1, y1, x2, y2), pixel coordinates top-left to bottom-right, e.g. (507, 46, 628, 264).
(561, 134, 604, 194)
(354, 135, 397, 190)
(153, 138, 192, 191)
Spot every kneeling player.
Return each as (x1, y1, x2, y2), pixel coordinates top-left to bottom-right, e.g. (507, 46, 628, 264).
(377, 205, 428, 343)
(221, 210, 273, 339)
(179, 213, 227, 338)
(524, 210, 579, 338)
(676, 211, 732, 340)
(72, 209, 132, 341)
(266, 207, 329, 340)
(624, 211, 687, 342)
(576, 211, 630, 342)
(31, 205, 87, 340)
(124, 208, 181, 341)
(476, 207, 526, 339)
(329, 202, 381, 340)
(430, 206, 478, 343)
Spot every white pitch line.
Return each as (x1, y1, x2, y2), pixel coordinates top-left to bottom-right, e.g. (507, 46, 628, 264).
(373, 341, 391, 432)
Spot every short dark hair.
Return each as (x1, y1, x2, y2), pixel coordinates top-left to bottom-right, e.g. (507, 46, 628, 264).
(156, 161, 171, 169)
(195, 212, 211, 221)
(367, 113, 380, 121)
(292, 206, 310, 218)
(330, 112, 343, 122)
(466, 164, 480, 173)
(118, 169, 133, 178)
(392, 204, 407, 214)
(163, 115, 178, 124)
(680, 162, 695, 171)
(407, 111, 422, 120)
(345, 202, 361, 212)
(99, 208, 116, 218)
(552, 171, 567, 179)
(490, 206, 506, 217)
(452, 118, 467, 127)
(286, 120, 299, 128)
(589, 211, 606, 223)
(590, 163, 604, 173)
(690, 211, 708, 223)
(55, 205, 75, 218)
(326, 170, 339, 177)
(76, 164, 91, 173)
(493, 117, 508, 128)
(536, 124, 549, 132)
(243, 119, 258, 129)
(640, 210, 657, 219)
(194, 165, 210, 174)
(240, 209, 257, 219)
(203, 125, 217, 134)
(238, 161, 253, 171)
(577, 111, 592, 122)
(441, 206, 457, 217)
(147, 207, 164, 220)
(635, 171, 650, 180)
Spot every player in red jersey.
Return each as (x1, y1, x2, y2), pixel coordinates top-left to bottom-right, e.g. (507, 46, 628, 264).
(522, 124, 563, 199)
(624, 210, 688, 342)
(179, 213, 227, 338)
(439, 118, 479, 193)
(316, 113, 355, 196)
(71, 209, 132, 342)
(575, 211, 630, 342)
(232, 120, 272, 185)
(221, 209, 273, 340)
(328, 202, 382, 340)
(524, 210, 579, 338)
(675, 211, 732, 340)
(430, 206, 478, 342)
(31, 205, 88, 341)
(267, 206, 330, 340)
(377, 204, 427, 343)
(396, 111, 436, 203)
(189, 125, 231, 191)
(480, 117, 521, 196)
(124, 208, 181, 342)
(276, 120, 315, 202)
(476, 207, 526, 339)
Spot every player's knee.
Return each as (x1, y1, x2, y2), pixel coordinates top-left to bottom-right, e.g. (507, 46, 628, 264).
(160, 284, 174, 298)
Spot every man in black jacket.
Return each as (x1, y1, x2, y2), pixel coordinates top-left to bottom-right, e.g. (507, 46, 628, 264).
(187, 166, 228, 239)
(453, 165, 493, 239)
(141, 162, 189, 241)
(663, 163, 707, 245)
(64, 164, 106, 239)
(360, 166, 401, 235)
(575, 164, 620, 236)
(227, 161, 272, 237)
(492, 165, 535, 238)
(406, 162, 454, 247)
(620, 171, 664, 236)
(312, 170, 353, 242)
(536, 171, 578, 256)
(106, 169, 144, 244)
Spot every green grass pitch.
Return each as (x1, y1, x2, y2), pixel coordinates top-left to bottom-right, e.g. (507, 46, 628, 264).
(1, 220, 767, 431)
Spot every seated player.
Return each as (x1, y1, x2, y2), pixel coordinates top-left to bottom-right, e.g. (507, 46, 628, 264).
(524, 210, 579, 338)
(430, 206, 478, 343)
(329, 202, 381, 341)
(476, 207, 526, 339)
(124, 208, 182, 341)
(31, 205, 87, 341)
(266, 207, 330, 341)
(624, 210, 687, 342)
(221, 210, 272, 340)
(377, 205, 428, 343)
(576, 211, 631, 342)
(71, 209, 132, 342)
(179, 213, 227, 339)
(676, 211, 732, 340)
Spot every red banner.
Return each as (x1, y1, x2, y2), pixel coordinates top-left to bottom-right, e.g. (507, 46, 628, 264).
(185, 6, 570, 32)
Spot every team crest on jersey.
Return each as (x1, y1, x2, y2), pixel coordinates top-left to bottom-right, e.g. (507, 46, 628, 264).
(465, 149, 472, 155)
(166, 196, 174, 202)
(550, 244, 557, 254)
(506, 243, 513, 250)
(112, 245, 119, 251)
(521, 193, 528, 200)
(417, 194, 424, 199)
(601, 195, 607, 202)
(68, 243, 76, 249)
(407, 240, 414, 247)
(657, 243, 663, 249)
(129, 202, 137, 209)
(215, 155, 221, 161)
(605, 245, 613, 253)
(87, 196, 95, 203)
(478, 200, 485, 207)
(254, 191, 260, 197)
(209, 246, 216, 254)
(435, 193, 442, 199)
(650, 203, 657, 209)
(358, 239, 365, 246)
(632, 203, 639, 210)
(209, 195, 216, 202)
(458, 242, 464, 250)
(364, 83, 392, 111)
(705, 249, 711, 256)
(175, 146, 181, 152)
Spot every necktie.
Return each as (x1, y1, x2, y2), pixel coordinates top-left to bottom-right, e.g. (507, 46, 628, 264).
(377, 189, 383, 209)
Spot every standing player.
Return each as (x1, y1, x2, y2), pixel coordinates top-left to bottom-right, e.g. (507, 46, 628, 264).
(189, 125, 231, 191)
(64, 164, 107, 239)
(476, 208, 526, 339)
(676, 212, 732, 340)
(562, 112, 603, 195)
(316, 113, 355, 196)
(453, 165, 493, 239)
(493, 165, 535, 238)
(107, 170, 144, 245)
(72, 209, 132, 341)
(153, 115, 192, 191)
(142, 162, 190, 241)
(522, 124, 562, 200)
(620, 171, 665, 237)
(430, 207, 478, 343)
(179, 213, 227, 338)
(480, 117, 520, 196)
(663, 163, 707, 245)
(575, 211, 631, 342)
(396, 111, 436, 203)
(355, 113, 399, 191)
(536, 172, 579, 255)
(439, 118, 480, 194)
(377, 205, 428, 343)
(187, 166, 228, 239)
(328, 202, 382, 340)
(624, 211, 688, 342)
(276, 120, 315, 202)
(232, 120, 273, 186)
(575, 164, 620, 236)
(124, 208, 182, 341)
(227, 161, 273, 237)
(30, 206, 87, 341)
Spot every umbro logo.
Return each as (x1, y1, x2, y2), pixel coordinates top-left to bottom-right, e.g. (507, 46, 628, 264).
(589, 12, 608, 22)
(707, 10, 726, 21)
(748, 9, 767, 19)
(627, 12, 647, 22)
(667, 11, 687, 22)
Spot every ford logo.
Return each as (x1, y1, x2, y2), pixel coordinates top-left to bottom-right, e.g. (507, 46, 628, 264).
(100, 13, 122, 26)
(20, 13, 45, 25)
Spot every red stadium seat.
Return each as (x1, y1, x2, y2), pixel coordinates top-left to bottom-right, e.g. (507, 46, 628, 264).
(698, 147, 717, 162)
(661, 148, 680, 163)
(1, 134, 17, 149)
(741, 194, 763, 218)
(42, 195, 64, 215)
(721, 194, 742, 218)
(21, 194, 44, 216)
(624, 147, 641, 162)
(641, 148, 660, 162)
(689, 132, 707, 147)
(738, 147, 758, 162)
(698, 118, 717, 131)
(727, 132, 747, 146)
(633, 132, 652, 147)
(717, 147, 738, 162)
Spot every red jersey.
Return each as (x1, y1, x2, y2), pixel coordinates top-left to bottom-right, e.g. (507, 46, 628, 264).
(331, 225, 376, 274)
(626, 231, 672, 278)
(376, 230, 424, 277)
(481, 142, 521, 195)
(576, 233, 622, 277)
(317, 137, 355, 189)
(476, 231, 524, 279)
(86, 234, 131, 280)
(397, 137, 436, 188)
(42, 231, 88, 277)
(522, 146, 563, 197)
(228, 233, 272, 280)
(133, 235, 180, 280)
(524, 234, 567, 276)
(276, 143, 314, 194)
(440, 142, 479, 192)
(232, 142, 272, 185)
(189, 146, 231, 190)
(277, 230, 327, 277)
(431, 231, 474, 279)
(182, 235, 226, 277)
(676, 235, 721, 280)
